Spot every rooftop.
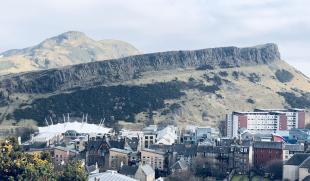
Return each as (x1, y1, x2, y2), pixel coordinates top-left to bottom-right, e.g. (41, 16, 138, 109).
(110, 148, 131, 154)
(119, 165, 138, 176)
(285, 153, 310, 166)
(39, 121, 112, 135)
(253, 141, 283, 149)
(88, 170, 138, 181)
(142, 148, 165, 155)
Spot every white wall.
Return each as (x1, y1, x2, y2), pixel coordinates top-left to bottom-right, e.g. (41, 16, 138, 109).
(283, 165, 299, 181)
(299, 168, 310, 181)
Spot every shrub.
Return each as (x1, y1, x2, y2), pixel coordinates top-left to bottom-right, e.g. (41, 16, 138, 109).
(247, 73, 261, 83)
(196, 64, 214, 70)
(219, 71, 228, 77)
(232, 71, 239, 80)
(247, 98, 255, 104)
(275, 69, 294, 83)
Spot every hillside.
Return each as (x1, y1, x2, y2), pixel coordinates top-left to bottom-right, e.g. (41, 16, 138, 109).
(0, 43, 309, 131)
(0, 31, 140, 75)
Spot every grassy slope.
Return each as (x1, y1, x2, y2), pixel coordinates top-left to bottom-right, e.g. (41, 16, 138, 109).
(0, 60, 309, 130)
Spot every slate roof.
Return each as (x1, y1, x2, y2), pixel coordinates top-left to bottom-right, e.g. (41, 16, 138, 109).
(197, 145, 231, 154)
(300, 157, 310, 168)
(285, 153, 310, 166)
(149, 144, 197, 157)
(87, 137, 125, 151)
(170, 160, 188, 170)
(119, 165, 138, 176)
(173, 144, 197, 157)
(253, 141, 283, 149)
(284, 144, 304, 152)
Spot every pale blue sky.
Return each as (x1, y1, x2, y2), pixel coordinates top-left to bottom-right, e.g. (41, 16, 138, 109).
(0, 0, 309, 76)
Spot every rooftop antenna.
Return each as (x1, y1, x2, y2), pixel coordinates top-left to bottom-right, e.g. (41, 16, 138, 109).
(99, 119, 105, 126)
(101, 118, 105, 126)
(82, 114, 85, 123)
(45, 118, 49, 126)
(49, 117, 54, 125)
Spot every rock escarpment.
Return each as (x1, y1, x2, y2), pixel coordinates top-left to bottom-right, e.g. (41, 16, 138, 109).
(0, 43, 280, 94)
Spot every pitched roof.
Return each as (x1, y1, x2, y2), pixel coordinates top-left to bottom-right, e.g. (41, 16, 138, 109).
(300, 157, 310, 168)
(119, 165, 138, 176)
(141, 164, 155, 175)
(285, 153, 310, 166)
(170, 160, 188, 170)
(88, 170, 138, 181)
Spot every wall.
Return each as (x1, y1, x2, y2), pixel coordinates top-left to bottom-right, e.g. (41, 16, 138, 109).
(283, 165, 299, 181)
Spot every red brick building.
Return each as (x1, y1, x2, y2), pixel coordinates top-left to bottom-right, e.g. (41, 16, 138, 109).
(253, 141, 283, 169)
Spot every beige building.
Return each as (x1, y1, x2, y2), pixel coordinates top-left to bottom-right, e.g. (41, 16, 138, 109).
(53, 146, 78, 165)
(109, 148, 131, 170)
(283, 153, 310, 181)
(299, 157, 310, 181)
(135, 164, 155, 181)
(141, 148, 166, 171)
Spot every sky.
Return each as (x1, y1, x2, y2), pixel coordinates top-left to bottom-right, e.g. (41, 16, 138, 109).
(0, 0, 309, 76)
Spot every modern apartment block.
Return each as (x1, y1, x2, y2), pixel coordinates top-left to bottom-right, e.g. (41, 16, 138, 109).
(226, 108, 305, 138)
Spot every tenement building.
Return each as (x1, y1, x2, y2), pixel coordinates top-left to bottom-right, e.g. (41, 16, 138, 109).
(226, 108, 305, 138)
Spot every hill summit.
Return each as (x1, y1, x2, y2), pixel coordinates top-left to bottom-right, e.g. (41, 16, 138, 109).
(0, 31, 140, 75)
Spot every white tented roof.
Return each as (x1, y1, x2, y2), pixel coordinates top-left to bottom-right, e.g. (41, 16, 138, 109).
(88, 170, 138, 181)
(39, 121, 112, 134)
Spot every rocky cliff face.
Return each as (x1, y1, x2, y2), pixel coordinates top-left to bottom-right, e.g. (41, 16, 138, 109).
(2, 43, 307, 130)
(0, 43, 280, 94)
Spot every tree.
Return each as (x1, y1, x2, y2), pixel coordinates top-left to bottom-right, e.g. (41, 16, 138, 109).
(59, 160, 88, 181)
(265, 160, 283, 179)
(166, 171, 199, 181)
(0, 138, 56, 181)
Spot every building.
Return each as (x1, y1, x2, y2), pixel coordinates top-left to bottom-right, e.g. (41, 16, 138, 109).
(255, 108, 305, 130)
(253, 141, 283, 169)
(233, 142, 253, 174)
(283, 153, 310, 181)
(170, 159, 189, 173)
(155, 125, 178, 145)
(142, 125, 157, 149)
(134, 164, 155, 181)
(141, 148, 167, 171)
(53, 146, 79, 165)
(226, 108, 306, 138)
(119, 164, 155, 181)
(283, 143, 305, 161)
(88, 170, 138, 181)
(298, 156, 310, 181)
(109, 148, 131, 170)
(86, 137, 125, 169)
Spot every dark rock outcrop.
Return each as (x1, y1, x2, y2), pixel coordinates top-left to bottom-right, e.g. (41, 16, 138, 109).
(0, 43, 280, 94)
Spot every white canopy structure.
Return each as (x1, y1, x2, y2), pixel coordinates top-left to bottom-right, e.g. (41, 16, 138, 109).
(38, 121, 112, 134)
(31, 121, 111, 144)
